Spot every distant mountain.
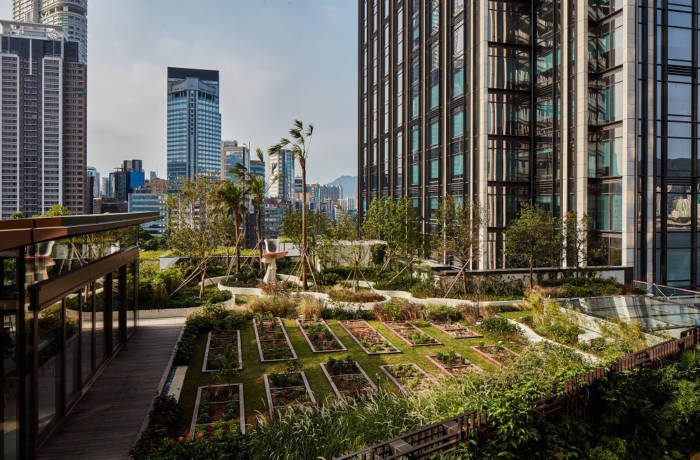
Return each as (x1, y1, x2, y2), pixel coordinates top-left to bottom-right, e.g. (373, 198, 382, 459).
(328, 175, 357, 199)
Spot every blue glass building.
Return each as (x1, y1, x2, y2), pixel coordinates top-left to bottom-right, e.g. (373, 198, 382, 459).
(167, 67, 221, 186)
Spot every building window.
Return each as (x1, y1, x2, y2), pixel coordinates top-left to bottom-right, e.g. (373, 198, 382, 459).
(430, 82, 439, 109)
(453, 61, 464, 97)
(411, 164, 420, 185)
(452, 109, 464, 137)
(452, 155, 464, 177)
(430, 119, 439, 146)
(430, 159, 439, 179)
(412, 126, 420, 152)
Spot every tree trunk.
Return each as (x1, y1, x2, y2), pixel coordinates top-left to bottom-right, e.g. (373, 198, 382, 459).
(462, 267, 469, 297)
(234, 210, 241, 274)
(199, 268, 206, 298)
(301, 162, 308, 290)
(529, 259, 534, 288)
(257, 203, 263, 270)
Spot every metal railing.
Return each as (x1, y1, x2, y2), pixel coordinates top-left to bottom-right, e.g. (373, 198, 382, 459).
(336, 327, 699, 460)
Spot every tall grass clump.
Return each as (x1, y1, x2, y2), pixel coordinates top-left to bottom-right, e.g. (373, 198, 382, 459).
(246, 295, 298, 317)
(296, 295, 324, 319)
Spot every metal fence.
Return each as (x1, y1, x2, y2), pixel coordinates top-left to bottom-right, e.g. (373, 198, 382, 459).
(336, 327, 699, 460)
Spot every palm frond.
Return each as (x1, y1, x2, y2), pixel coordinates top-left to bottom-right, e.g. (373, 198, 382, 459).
(255, 148, 265, 162)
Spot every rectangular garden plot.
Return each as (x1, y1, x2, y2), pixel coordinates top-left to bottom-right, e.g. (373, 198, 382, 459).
(380, 363, 438, 396)
(320, 358, 377, 398)
(263, 371, 316, 420)
(202, 330, 242, 372)
(339, 320, 401, 355)
(431, 321, 483, 339)
(471, 345, 518, 367)
(297, 318, 347, 353)
(253, 316, 297, 362)
(189, 383, 245, 438)
(426, 351, 482, 376)
(383, 321, 442, 346)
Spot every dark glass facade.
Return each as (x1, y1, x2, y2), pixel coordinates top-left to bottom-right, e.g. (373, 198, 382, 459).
(0, 213, 156, 458)
(358, 0, 644, 276)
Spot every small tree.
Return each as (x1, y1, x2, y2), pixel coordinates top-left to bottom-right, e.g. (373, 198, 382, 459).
(362, 197, 421, 276)
(505, 203, 562, 287)
(270, 120, 314, 290)
(433, 196, 483, 296)
(279, 209, 331, 274)
(234, 148, 278, 270)
(34, 204, 71, 217)
(10, 211, 24, 219)
(218, 181, 248, 275)
(165, 177, 226, 297)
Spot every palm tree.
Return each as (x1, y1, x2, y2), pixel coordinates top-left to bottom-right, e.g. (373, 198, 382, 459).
(218, 181, 248, 274)
(233, 148, 278, 270)
(270, 120, 314, 290)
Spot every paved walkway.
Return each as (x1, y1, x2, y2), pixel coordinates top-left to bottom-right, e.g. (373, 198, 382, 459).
(506, 318, 599, 363)
(38, 320, 182, 460)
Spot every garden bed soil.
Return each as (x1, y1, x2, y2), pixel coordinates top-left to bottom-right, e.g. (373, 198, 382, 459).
(189, 383, 245, 438)
(425, 352, 482, 376)
(253, 317, 298, 362)
(296, 319, 347, 353)
(379, 363, 438, 396)
(320, 361, 377, 398)
(430, 321, 483, 339)
(202, 330, 243, 372)
(382, 321, 443, 346)
(263, 371, 316, 420)
(338, 320, 401, 355)
(471, 345, 518, 367)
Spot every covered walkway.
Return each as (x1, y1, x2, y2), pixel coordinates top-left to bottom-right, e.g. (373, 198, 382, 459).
(37, 319, 182, 460)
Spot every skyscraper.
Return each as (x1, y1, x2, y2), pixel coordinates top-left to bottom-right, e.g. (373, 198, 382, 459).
(0, 20, 87, 218)
(167, 67, 222, 187)
(358, 1, 700, 288)
(221, 140, 249, 182)
(13, 0, 88, 63)
(268, 149, 295, 201)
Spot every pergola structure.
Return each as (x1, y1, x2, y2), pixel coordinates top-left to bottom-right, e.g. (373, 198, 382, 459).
(0, 212, 159, 459)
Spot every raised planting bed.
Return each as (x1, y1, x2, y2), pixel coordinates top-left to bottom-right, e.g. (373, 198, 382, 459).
(426, 350, 482, 376)
(471, 345, 518, 367)
(339, 320, 401, 355)
(189, 383, 245, 438)
(320, 357, 377, 398)
(379, 363, 438, 396)
(430, 321, 483, 339)
(383, 321, 443, 346)
(297, 318, 347, 353)
(202, 330, 242, 372)
(263, 371, 316, 420)
(253, 316, 298, 362)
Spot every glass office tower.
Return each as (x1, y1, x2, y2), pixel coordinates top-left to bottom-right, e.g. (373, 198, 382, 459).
(166, 67, 222, 187)
(358, 0, 700, 288)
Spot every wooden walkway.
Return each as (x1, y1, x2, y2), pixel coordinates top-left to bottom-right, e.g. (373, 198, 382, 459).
(38, 320, 182, 460)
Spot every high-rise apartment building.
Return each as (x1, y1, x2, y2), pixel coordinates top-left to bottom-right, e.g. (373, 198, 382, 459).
(221, 140, 249, 182)
(358, 1, 700, 288)
(13, 0, 88, 63)
(0, 20, 87, 218)
(167, 67, 222, 187)
(268, 148, 295, 201)
(250, 159, 265, 179)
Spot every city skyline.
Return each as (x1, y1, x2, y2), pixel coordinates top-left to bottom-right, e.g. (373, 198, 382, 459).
(0, 0, 358, 184)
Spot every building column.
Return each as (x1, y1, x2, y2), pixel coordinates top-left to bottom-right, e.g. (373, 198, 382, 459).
(645, 1, 656, 284)
(561, 0, 570, 268)
(621, 0, 637, 268)
(477, 0, 489, 270)
(575, 0, 589, 265)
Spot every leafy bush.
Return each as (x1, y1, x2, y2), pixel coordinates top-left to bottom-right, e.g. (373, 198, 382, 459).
(539, 276, 624, 298)
(479, 316, 520, 337)
(246, 295, 298, 318)
(320, 307, 375, 321)
(374, 297, 423, 321)
(328, 285, 385, 303)
(130, 394, 183, 459)
(425, 304, 462, 322)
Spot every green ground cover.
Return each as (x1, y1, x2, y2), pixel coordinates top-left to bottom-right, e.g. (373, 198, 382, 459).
(178, 317, 526, 433)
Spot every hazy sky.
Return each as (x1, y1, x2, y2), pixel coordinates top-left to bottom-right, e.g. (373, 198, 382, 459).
(0, 0, 357, 183)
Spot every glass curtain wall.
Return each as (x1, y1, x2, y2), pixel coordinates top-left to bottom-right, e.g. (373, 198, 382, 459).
(487, 0, 532, 267)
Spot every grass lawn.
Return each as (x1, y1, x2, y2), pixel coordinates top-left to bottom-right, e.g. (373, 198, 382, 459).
(178, 317, 527, 434)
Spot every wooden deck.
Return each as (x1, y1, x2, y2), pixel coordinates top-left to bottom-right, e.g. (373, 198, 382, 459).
(38, 320, 182, 460)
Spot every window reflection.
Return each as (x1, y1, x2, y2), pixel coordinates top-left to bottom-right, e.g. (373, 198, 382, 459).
(37, 301, 62, 436)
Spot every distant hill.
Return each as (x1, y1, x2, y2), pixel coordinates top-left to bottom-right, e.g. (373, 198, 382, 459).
(328, 175, 357, 199)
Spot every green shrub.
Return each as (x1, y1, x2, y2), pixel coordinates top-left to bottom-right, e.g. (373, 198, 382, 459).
(425, 304, 462, 322)
(174, 306, 247, 365)
(479, 316, 520, 337)
(374, 298, 424, 321)
(246, 295, 298, 317)
(320, 307, 375, 321)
